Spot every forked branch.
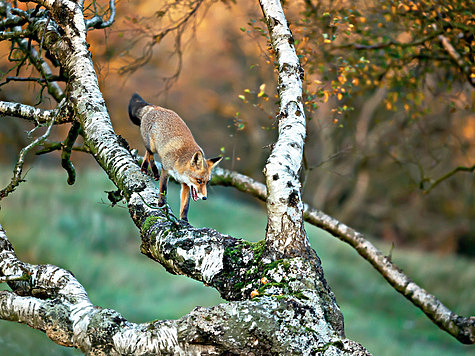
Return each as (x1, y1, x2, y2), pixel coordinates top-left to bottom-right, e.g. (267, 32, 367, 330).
(210, 167, 475, 344)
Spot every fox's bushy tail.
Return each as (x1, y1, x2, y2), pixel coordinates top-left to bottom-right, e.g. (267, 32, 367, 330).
(128, 93, 149, 126)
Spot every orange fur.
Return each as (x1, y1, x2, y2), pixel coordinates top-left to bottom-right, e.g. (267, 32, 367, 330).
(129, 93, 222, 221)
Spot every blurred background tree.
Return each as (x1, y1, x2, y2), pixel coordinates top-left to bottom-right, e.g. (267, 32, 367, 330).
(292, 0, 474, 256)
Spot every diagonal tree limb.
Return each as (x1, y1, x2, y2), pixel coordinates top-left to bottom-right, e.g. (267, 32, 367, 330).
(423, 164, 475, 194)
(210, 167, 475, 344)
(433, 26, 475, 88)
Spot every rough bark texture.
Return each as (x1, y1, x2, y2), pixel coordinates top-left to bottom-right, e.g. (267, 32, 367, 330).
(259, 0, 311, 260)
(0, 0, 371, 354)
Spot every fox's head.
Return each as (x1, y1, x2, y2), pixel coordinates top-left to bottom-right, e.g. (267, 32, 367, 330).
(184, 151, 222, 202)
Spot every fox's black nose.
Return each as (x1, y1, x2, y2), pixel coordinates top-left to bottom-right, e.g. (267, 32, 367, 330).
(202, 196, 207, 200)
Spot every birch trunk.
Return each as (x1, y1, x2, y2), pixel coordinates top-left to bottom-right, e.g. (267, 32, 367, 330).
(259, 0, 311, 260)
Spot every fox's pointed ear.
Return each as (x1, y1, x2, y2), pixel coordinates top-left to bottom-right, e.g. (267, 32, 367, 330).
(191, 151, 204, 168)
(207, 156, 223, 169)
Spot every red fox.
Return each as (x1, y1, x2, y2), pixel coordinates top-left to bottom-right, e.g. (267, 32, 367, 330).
(128, 93, 222, 221)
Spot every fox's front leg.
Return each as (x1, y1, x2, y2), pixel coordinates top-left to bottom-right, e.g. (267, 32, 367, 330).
(158, 167, 169, 207)
(180, 183, 191, 221)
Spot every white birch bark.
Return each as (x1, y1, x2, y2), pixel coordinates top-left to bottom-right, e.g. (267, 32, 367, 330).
(0, 101, 72, 124)
(259, 0, 311, 259)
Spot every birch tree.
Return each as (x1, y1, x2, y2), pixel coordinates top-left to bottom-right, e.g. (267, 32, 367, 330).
(0, 0, 473, 355)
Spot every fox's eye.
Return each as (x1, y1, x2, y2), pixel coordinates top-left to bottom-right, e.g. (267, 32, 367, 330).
(196, 179, 203, 184)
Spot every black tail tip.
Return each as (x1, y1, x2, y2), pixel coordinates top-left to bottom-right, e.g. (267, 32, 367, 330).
(130, 93, 145, 103)
(128, 93, 148, 126)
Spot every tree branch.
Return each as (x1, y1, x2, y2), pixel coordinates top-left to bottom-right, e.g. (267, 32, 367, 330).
(35, 140, 91, 155)
(0, 100, 72, 124)
(436, 32, 475, 87)
(0, 108, 57, 200)
(210, 167, 475, 344)
(85, 0, 116, 29)
(0, 224, 368, 354)
(0, 29, 32, 40)
(118, 0, 205, 76)
(1, 2, 64, 101)
(423, 164, 475, 194)
(61, 121, 81, 185)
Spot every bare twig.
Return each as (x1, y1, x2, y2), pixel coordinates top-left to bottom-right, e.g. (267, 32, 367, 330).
(0, 75, 65, 84)
(118, 0, 205, 75)
(35, 141, 91, 155)
(61, 121, 81, 185)
(0, 103, 58, 200)
(423, 164, 475, 194)
(85, 0, 116, 29)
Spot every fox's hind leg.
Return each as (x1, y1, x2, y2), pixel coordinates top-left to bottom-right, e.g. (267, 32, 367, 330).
(149, 160, 159, 181)
(140, 151, 150, 174)
(142, 150, 159, 180)
(158, 167, 169, 207)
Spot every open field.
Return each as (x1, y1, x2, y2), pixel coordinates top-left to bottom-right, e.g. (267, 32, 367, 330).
(0, 167, 473, 355)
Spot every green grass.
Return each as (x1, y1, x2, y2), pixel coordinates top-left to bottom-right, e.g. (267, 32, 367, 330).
(0, 167, 473, 355)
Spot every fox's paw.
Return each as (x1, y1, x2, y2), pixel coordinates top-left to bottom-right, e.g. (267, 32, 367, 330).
(151, 167, 160, 181)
